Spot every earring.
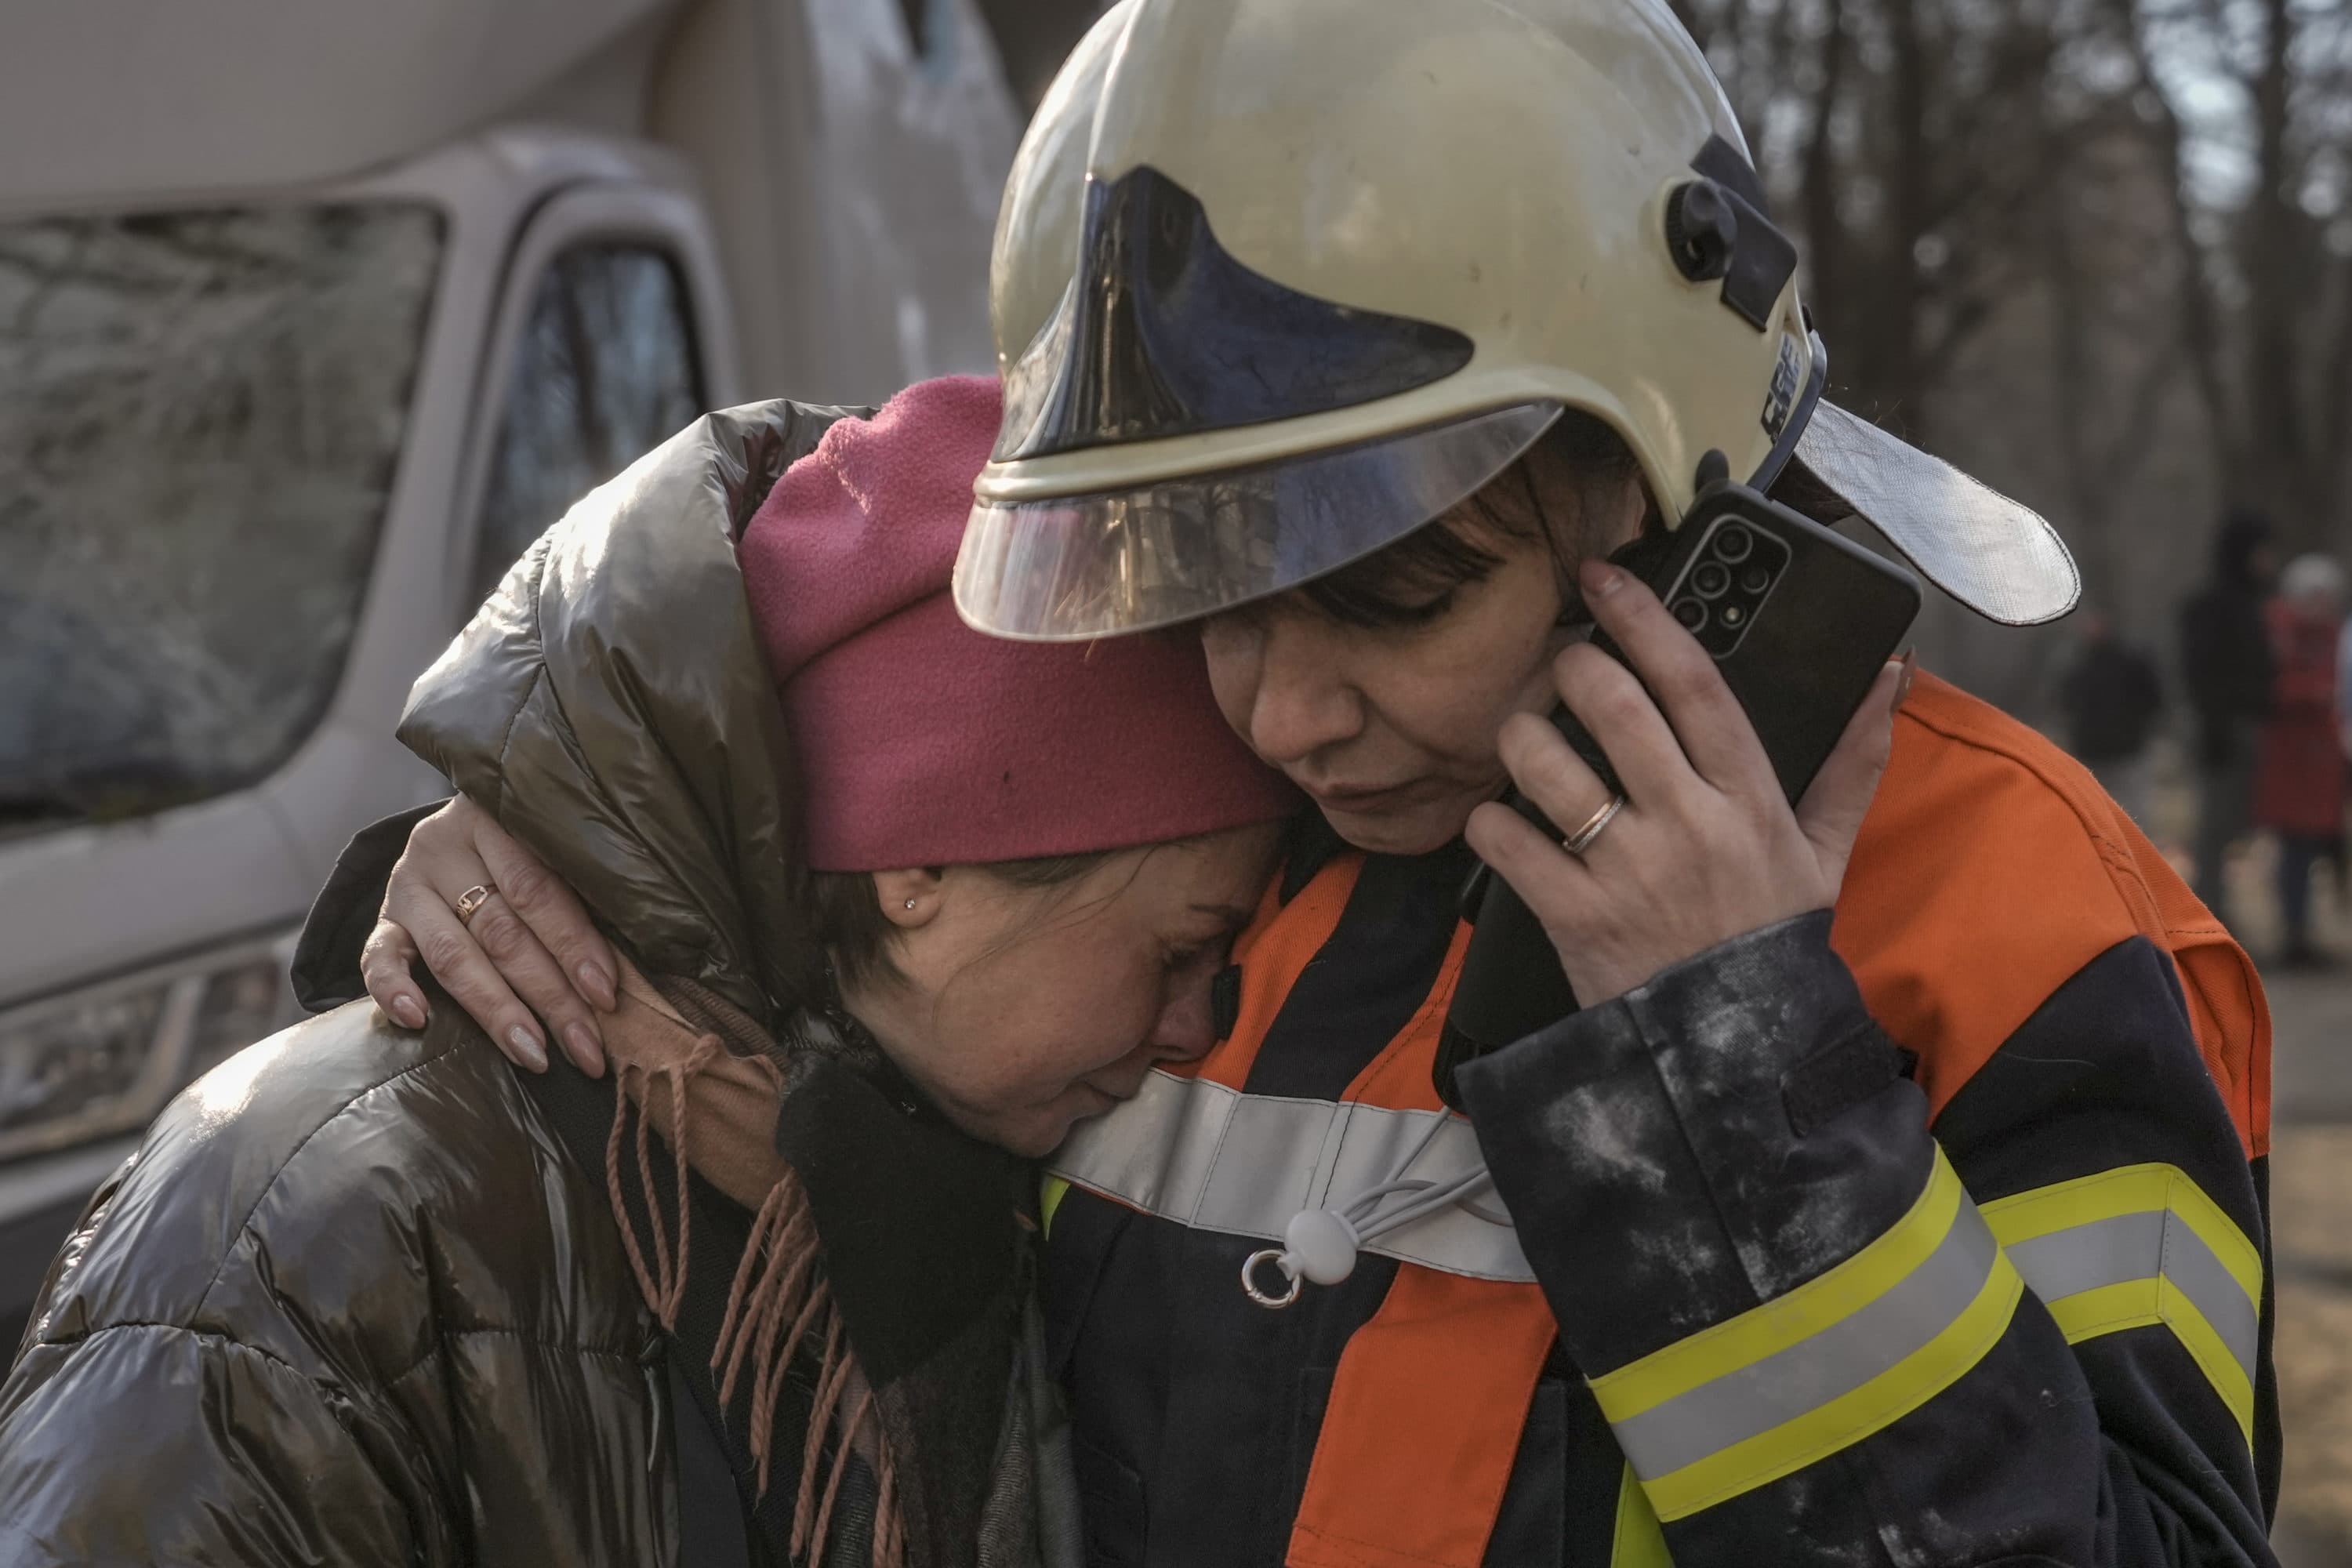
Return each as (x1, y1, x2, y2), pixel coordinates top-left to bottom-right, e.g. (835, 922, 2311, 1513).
(904, 898, 918, 910)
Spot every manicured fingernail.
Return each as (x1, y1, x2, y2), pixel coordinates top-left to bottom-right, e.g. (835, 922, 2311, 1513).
(508, 1025, 548, 1071)
(564, 1022, 605, 1071)
(1579, 558, 1624, 596)
(390, 994, 426, 1030)
(1894, 650, 1917, 709)
(579, 962, 617, 1011)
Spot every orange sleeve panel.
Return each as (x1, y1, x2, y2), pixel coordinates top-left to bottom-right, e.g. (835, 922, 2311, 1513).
(1834, 673, 2269, 1157)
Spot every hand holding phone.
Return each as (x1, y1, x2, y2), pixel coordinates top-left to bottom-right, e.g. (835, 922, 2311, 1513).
(1433, 477, 1919, 1107)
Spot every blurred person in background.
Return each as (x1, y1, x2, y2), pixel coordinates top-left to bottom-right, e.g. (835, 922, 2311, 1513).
(2336, 585, 2352, 768)
(2056, 605, 2164, 824)
(2181, 509, 2281, 926)
(2257, 553, 2347, 967)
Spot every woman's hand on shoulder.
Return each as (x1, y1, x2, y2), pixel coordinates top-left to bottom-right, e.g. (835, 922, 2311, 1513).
(1466, 557, 1907, 1007)
(361, 795, 619, 1076)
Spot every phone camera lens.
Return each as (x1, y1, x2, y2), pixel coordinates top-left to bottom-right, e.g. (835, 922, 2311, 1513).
(1719, 602, 1747, 627)
(1671, 597, 1708, 631)
(1691, 561, 1732, 599)
(1740, 564, 1773, 595)
(1713, 524, 1753, 563)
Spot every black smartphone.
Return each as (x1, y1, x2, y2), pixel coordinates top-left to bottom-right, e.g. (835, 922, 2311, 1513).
(1432, 477, 1922, 1107)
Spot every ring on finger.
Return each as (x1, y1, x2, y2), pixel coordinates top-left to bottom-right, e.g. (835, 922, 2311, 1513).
(454, 884, 496, 926)
(1562, 795, 1626, 858)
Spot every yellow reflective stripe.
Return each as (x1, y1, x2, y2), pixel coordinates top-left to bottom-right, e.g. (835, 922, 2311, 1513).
(1982, 1163, 2262, 1302)
(2042, 1276, 2164, 1342)
(2161, 1287, 2258, 1445)
(1641, 1250, 2023, 1521)
(1984, 1163, 2261, 1443)
(2038, 1274, 2256, 1445)
(1041, 1174, 1070, 1238)
(2169, 1179, 2265, 1304)
(1982, 1164, 2170, 1243)
(1611, 1461, 1675, 1568)
(1589, 1151, 2021, 1522)
(1592, 1152, 1965, 1422)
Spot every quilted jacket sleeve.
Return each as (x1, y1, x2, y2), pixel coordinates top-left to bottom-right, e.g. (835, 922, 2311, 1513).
(0, 1319, 430, 1567)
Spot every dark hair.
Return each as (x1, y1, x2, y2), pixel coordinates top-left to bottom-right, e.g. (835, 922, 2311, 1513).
(800, 850, 1117, 994)
(1297, 408, 1645, 629)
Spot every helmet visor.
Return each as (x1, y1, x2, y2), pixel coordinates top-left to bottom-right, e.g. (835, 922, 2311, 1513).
(956, 401, 1560, 641)
(1793, 401, 2079, 626)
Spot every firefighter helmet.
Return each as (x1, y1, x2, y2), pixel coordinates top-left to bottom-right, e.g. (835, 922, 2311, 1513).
(954, 0, 2077, 640)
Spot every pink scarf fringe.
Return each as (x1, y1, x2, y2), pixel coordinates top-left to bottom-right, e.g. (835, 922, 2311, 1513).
(608, 1036, 906, 1567)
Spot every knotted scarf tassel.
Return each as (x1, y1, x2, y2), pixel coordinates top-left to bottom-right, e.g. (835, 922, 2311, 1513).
(809, 1385, 877, 1563)
(793, 1314, 855, 1557)
(714, 1183, 822, 1410)
(605, 1031, 906, 1565)
(606, 1033, 724, 1328)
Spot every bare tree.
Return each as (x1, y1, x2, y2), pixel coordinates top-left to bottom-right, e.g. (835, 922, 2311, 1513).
(1671, 0, 2351, 701)
(2114, 0, 2352, 540)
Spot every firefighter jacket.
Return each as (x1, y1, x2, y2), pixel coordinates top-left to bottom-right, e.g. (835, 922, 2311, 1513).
(1042, 672, 2277, 1567)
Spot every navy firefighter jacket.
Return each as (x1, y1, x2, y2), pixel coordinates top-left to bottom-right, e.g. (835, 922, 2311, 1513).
(1043, 673, 2278, 1567)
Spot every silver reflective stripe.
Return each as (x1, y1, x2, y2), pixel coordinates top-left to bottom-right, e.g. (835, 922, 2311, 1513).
(2003, 1211, 2164, 1303)
(2161, 1211, 2261, 1381)
(2007, 1208, 2258, 1382)
(1608, 1197, 2000, 1481)
(1047, 1069, 1534, 1282)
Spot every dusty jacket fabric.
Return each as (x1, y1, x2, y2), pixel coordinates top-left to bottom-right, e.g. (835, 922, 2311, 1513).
(0, 400, 1077, 1568)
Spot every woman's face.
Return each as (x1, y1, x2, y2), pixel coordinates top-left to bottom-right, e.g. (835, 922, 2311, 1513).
(850, 822, 1285, 1156)
(1200, 460, 1648, 855)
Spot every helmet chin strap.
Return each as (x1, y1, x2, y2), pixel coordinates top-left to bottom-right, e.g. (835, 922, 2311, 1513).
(1532, 326, 1828, 634)
(1744, 329, 1831, 496)
(1546, 327, 1824, 630)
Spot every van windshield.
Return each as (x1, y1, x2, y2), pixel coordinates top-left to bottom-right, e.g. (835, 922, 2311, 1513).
(0, 203, 442, 833)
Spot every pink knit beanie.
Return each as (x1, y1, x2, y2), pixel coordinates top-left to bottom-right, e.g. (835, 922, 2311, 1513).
(739, 376, 1298, 872)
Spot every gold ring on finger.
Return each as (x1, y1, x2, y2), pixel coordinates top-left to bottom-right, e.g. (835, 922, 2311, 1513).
(454, 884, 495, 926)
(1562, 795, 1626, 858)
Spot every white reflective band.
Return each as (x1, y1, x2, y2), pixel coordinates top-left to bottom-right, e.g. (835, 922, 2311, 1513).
(1055, 1076, 2269, 1522)
(1590, 1149, 2022, 1522)
(1985, 1163, 2263, 1442)
(1046, 1069, 1533, 1283)
(1607, 1188, 2002, 1486)
(2005, 1210, 2259, 1381)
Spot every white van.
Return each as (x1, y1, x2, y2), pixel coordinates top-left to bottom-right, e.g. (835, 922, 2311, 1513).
(0, 0, 1097, 1347)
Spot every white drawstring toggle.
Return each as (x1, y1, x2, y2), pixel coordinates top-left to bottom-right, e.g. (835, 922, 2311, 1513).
(1238, 1111, 1517, 1308)
(1240, 1208, 1360, 1308)
(1284, 1207, 1361, 1286)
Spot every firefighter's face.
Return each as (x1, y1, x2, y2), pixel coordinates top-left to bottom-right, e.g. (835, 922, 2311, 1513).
(1200, 463, 1649, 856)
(848, 822, 1283, 1157)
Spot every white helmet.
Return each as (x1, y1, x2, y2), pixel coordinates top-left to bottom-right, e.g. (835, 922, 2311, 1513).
(954, 0, 2078, 640)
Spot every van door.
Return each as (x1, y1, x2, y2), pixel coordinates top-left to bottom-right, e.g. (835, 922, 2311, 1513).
(458, 183, 742, 608)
